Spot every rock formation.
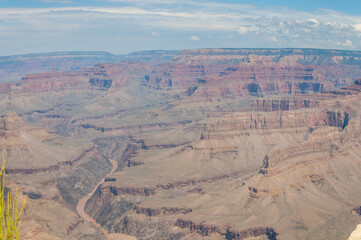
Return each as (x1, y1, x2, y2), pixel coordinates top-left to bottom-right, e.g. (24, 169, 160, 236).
(1, 49, 361, 239)
(0, 111, 112, 239)
(147, 49, 361, 98)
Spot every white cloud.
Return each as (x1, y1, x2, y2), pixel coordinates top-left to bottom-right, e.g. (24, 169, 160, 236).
(238, 25, 259, 34)
(151, 31, 160, 36)
(336, 39, 352, 47)
(269, 36, 277, 42)
(354, 23, 361, 32)
(189, 36, 200, 41)
(307, 18, 320, 26)
(238, 26, 248, 34)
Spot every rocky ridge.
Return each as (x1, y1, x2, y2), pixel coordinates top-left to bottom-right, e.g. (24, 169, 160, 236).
(148, 49, 361, 98)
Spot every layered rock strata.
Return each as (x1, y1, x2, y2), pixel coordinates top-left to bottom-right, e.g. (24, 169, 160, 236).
(3, 49, 361, 239)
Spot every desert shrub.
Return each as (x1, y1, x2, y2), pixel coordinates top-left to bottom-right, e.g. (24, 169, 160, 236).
(0, 154, 26, 240)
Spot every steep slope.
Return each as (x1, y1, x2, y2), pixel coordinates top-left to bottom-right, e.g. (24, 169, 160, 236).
(84, 80, 361, 239)
(1, 48, 361, 239)
(0, 112, 113, 239)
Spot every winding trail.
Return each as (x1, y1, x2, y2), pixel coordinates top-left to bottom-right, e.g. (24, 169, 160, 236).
(76, 159, 118, 238)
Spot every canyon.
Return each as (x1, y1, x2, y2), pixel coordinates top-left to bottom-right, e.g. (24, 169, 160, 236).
(1, 48, 361, 239)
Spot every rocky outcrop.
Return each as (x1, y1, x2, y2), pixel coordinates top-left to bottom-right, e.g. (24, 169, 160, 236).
(351, 206, 361, 215)
(325, 78, 361, 96)
(250, 98, 319, 112)
(134, 206, 192, 216)
(248, 186, 279, 198)
(143, 142, 191, 150)
(225, 228, 277, 240)
(175, 219, 277, 240)
(6, 165, 60, 175)
(147, 63, 206, 89)
(108, 186, 156, 196)
(201, 110, 350, 141)
(89, 78, 113, 89)
(116, 215, 186, 240)
(79, 120, 192, 133)
(175, 219, 225, 236)
(115, 139, 146, 169)
(105, 171, 242, 196)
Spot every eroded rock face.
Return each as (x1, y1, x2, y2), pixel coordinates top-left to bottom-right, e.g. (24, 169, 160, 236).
(0, 112, 111, 239)
(0, 62, 151, 96)
(135, 206, 192, 216)
(3, 49, 361, 240)
(82, 79, 361, 239)
(175, 219, 277, 240)
(147, 49, 361, 98)
(250, 99, 318, 112)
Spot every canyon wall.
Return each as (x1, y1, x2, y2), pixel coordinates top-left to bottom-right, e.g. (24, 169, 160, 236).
(2, 49, 361, 240)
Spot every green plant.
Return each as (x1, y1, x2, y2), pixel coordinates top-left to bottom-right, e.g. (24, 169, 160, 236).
(0, 153, 27, 240)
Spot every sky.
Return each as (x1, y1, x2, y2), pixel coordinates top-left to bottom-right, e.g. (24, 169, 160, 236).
(1, 0, 361, 56)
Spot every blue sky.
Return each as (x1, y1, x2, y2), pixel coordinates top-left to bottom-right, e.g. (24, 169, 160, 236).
(1, 0, 361, 56)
